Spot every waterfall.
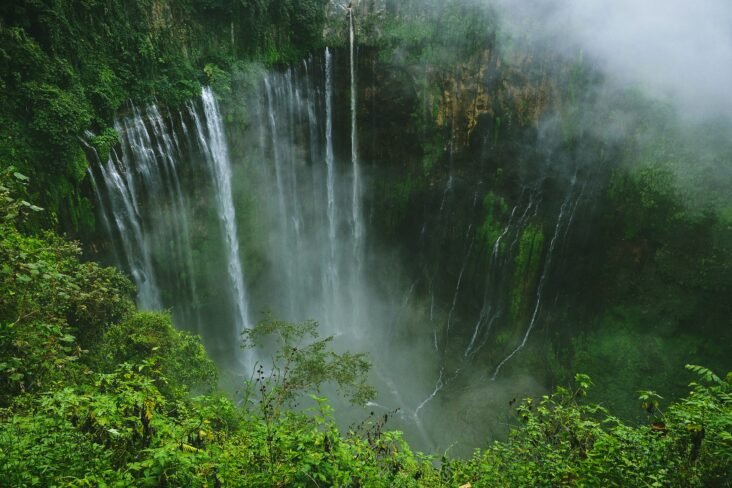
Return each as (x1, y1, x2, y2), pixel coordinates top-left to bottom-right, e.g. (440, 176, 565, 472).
(89, 89, 253, 368)
(83, 51, 597, 457)
(415, 369, 444, 417)
(93, 110, 168, 310)
(88, 49, 375, 375)
(349, 8, 365, 286)
(146, 105, 200, 327)
(86, 48, 591, 451)
(324, 48, 341, 329)
(81, 137, 122, 267)
(463, 205, 518, 358)
(198, 87, 252, 365)
(347, 9, 367, 337)
(263, 75, 297, 317)
(255, 49, 370, 337)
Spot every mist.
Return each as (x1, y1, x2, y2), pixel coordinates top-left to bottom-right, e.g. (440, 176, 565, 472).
(489, 0, 732, 120)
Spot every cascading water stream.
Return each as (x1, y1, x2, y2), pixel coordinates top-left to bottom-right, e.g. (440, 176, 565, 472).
(491, 187, 576, 380)
(263, 76, 298, 317)
(463, 204, 519, 358)
(91, 89, 255, 368)
(257, 52, 359, 337)
(199, 87, 252, 366)
(324, 48, 341, 331)
(81, 136, 122, 266)
(349, 8, 363, 259)
(146, 105, 200, 325)
(97, 118, 162, 310)
(347, 8, 366, 336)
(464, 195, 537, 361)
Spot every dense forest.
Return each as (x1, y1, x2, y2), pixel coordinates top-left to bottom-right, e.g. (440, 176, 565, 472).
(1, 0, 730, 486)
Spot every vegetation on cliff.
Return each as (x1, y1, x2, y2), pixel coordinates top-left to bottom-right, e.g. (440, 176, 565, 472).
(349, 2, 732, 419)
(0, 0, 328, 230)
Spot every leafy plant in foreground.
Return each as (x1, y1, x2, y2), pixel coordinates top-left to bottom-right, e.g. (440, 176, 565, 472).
(242, 317, 376, 414)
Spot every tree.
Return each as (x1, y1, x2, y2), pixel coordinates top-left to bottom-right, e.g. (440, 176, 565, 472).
(242, 316, 376, 417)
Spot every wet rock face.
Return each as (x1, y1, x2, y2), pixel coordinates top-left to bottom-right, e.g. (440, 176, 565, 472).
(327, 2, 556, 160)
(338, 31, 619, 397)
(358, 50, 422, 168)
(429, 48, 553, 151)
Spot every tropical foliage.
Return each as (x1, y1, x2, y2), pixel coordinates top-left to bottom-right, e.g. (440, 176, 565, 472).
(0, 170, 730, 486)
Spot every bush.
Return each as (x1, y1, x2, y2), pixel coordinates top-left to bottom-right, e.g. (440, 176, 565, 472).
(93, 311, 218, 397)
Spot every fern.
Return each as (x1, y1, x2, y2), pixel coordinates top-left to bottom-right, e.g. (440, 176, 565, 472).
(686, 364, 724, 386)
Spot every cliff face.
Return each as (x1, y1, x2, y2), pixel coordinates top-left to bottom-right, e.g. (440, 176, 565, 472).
(329, 0, 556, 151)
(430, 48, 552, 150)
(322, 2, 732, 419)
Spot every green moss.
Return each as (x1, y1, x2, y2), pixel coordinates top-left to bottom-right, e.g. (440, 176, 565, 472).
(421, 138, 444, 172)
(204, 62, 232, 98)
(510, 222, 545, 321)
(478, 191, 509, 249)
(68, 146, 89, 184)
(91, 128, 119, 163)
(493, 116, 502, 146)
(380, 175, 424, 233)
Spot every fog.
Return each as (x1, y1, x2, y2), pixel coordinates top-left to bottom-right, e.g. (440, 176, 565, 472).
(490, 0, 732, 120)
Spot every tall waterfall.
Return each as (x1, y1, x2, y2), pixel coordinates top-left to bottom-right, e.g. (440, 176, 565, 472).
(254, 51, 368, 337)
(88, 55, 370, 365)
(324, 48, 341, 329)
(349, 8, 364, 267)
(89, 90, 253, 367)
(197, 87, 252, 367)
(346, 8, 365, 335)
